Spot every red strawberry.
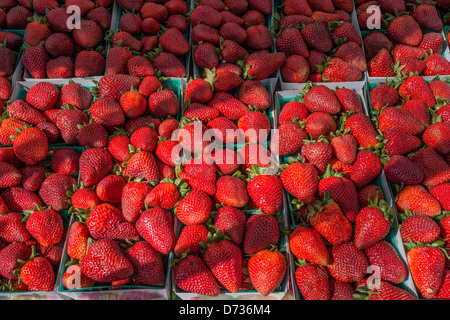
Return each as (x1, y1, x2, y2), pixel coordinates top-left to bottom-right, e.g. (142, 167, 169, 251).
(243, 214, 279, 255)
(365, 240, 407, 284)
(0, 212, 30, 243)
(410, 147, 450, 188)
(388, 15, 422, 46)
(124, 241, 165, 286)
(174, 224, 209, 258)
(289, 226, 331, 266)
(326, 242, 368, 283)
(185, 78, 213, 104)
(67, 221, 89, 261)
(354, 201, 392, 250)
(397, 184, 442, 217)
(400, 213, 440, 244)
(242, 51, 286, 80)
(407, 244, 445, 299)
(399, 75, 436, 108)
(295, 261, 331, 300)
(349, 150, 382, 189)
(175, 190, 211, 226)
(126, 151, 159, 183)
(384, 155, 424, 185)
(144, 180, 181, 210)
(1, 187, 42, 212)
(20, 255, 55, 291)
(248, 249, 286, 296)
(39, 173, 75, 211)
(281, 160, 318, 204)
(25, 208, 63, 247)
(173, 254, 220, 296)
(368, 48, 395, 77)
(215, 175, 248, 208)
(81, 239, 134, 283)
(79, 148, 113, 188)
(12, 127, 48, 166)
(62, 264, 95, 290)
(301, 137, 333, 174)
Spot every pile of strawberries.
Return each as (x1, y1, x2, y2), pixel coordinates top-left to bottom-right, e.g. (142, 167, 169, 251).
(19, 0, 114, 79)
(357, 0, 450, 77)
(0, 145, 79, 292)
(108, 0, 190, 78)
(274, 0, 366, 83)
(273, 83, 417, 299)
(368, 75, 450, 299)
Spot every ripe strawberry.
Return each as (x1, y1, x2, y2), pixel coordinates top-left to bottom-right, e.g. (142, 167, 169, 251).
(400, 213, 440, 244)
(295, 261, 331, 300)
(126, 151, 159, 183)
(25, 208, 63, 247)
(399, 75, 436, 108)
(147, 89, 178, 119)
(121, 181, 152, 223)
(301, 21, 333, 53)
(281, 55, 310, 83)
(86, 6, 111, 30)
(392, 44, 426, 63)
(365, 240, 407, 284)
(303, 85, 341, 114)
(175, 190, 211, 226)
(173, 254, 220, 296)
(62, 264, 95, 290)
(56, 109, 89, 144)
(400, 100, 431, 128)
(5, 6, 33, 29)
(355, 281, 416, 300)
(410, 147, 450, 188)
(289, 226, 331, 266)
(397, 184, 442, 217)
(39, 173, 76, 211)
(301, 138, 333, 174)
(354, 202, 392, 250)
(247, 172, 283, 215)
(384, 155, 424, 185)
(430, 183, 450, 211)
(407, 244, 445, 299)
(0, 161, 22, 188)
(276, 27, 309, 58)
(0, 212, 30, 243)
(330, 279, 355, 300)
(185, 78, 213, 104)
(220, 40, 249, 64)
(369, 83, 399, 111)
(59, 82, 92, 110)
(95, 174, 127, 206)
(270, 122, 308, 156)
(308, 195, 352, 246)
(26, 82, 59, 111)
(388, 15, 422, 46)
(87, 203, 138, 241)
(81, 239, 134, 283)
(242, 51, 286, 80)
(248, 249, 286, 297)
(419, 32, 444, 56)
(412, 3, 443, 31)
(79, 148, 113, 188)
(243, 214, 279, 255)
(76, 123, 108, 148)
(20, 255, 55, 291)
(1, 187, 42, 212)
(212, 206, 245, 246)
(237, 80, 271, 110)
(423, 122, 450, 154)
(98, 74, 141, 101)
(124, 241, 165, 286)
(215, 175, 248, 208)
(74, 50, 105, 78)
(184, 103, 219, 123)
(323, 57, 363, 82)
(204, 239, 242, 293)
(190, 5, 222, 28)
(12, 127, 48, 166)
(67, 221, 89, 261)
(281, 161, 318, 204)
(174, 224, 209, 258)
(70, 187, 99, 213)
(326, 242, 368, 283)
(368, 48, 395, 77)
(349, 150, 382, 189)
(0, 243, 32, 279)
(24, 19, 51, 47)
(208, 92, 249, 121)
(159, 28, 189, 57)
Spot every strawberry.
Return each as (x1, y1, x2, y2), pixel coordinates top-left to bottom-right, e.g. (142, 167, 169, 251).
(67, 221, 89, 261)
(117, 0, 144, 11)
(119, 12, 142, 35)
(175, 190, 211, 226)
(62, 264, 95, 290)
(148, 89, 178, 119)
(400, 212, 440, 244)
(39, 173, 75, 211)
(368, 48, 395, 77)
(284, 0, 312, 15)
(190, 5, 222, 28)
(98, 74, 141, 101)
(276, 27, 309, 58)
(237, 80, 271, 111)
(126, 151, 159, 183)
(326, 242, 368, 283)
(270, 122, 308, 156)
(19, 165, 47, 192)
(26, 82, 59, 111)
(144, 179, 182, 210)
(74, 50, 105, 78)
(365, 240, 407, 284)
(20, 255, 55, 291)
(25, 208, 63, 247)
(388, 15, 422, 46)
(330, 279, 355, 300)
(301, 137, 333, 174)
(237, 111, 270, 144)
(105, 46, 133, 75)
(185, 78, 213, 104)
(12, 127, 48, 166)
(56, 109, 89, 144)
(59, 82, 92, 111)
(208, 92, 249, 121)
(0, 212, 30, 243)
(435, 269, 450, 300)
(213, 206, 246, 246)
(355, 281, 416, 300)
(81, 239, 134, 283)
(0, 161, 22, 188)
(77, 123, 108, 148)
(303, 85, 341, 114)
(0, 243, 32, 279)
(243, 214, 279, 255)
(412, 3, 443, 31)
(86, 6, 111, 30)
(423, 122, 450, 155)
(79, 148, 113, 188)
(419, 32, 444, 56)
(323, 57, 363, 82)
(172, 254, 220, 296)
(384, 155, 424, 185)
(349, 150, 381, 189)
(363, 32, 392, 61)
(24, 19, 51, 47)
(73, 20, 102, 49)
(397, 184, 442, 217)
(248, 249, 286, 297)
(295, 261, 331, 300)
(1, 187, 42, 212)
(95, 175, 127, 206)
(215, 175, 248, 208)
(204, 238, 242, 293)
(407, 244, 445, 299)
(289, 226, 331, 266)
(124, 241, 165, 287)
(183, 103, 219, 123)
(127, 56, 154, 77)
(220, 22, 247, 44)
(191, 24, 220, 45)
(410, 147, 450, 188)
(430, 183, 450, 211)
(281, 55, 310, 83)
(159, 28, 189, 57)
(174, 224, 209, 258)
(354, 200, 392, 250)
(46, 7, 71, 32)
(392, 44, 426, 63)
(424, 54, 450, 76)
(369, 83, 399, 111)
(5, 6, 32, 29)
(242, 51, 286, 80)
(398, 75, 436, 108)
(247, 171, 283, 215)
(308, 194, 353, 246)
(281, 160, 318, 204)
